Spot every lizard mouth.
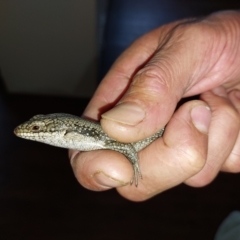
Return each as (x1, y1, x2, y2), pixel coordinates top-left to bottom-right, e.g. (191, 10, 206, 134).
(13, 127, 20, 136)
(14, 126, 30, 138)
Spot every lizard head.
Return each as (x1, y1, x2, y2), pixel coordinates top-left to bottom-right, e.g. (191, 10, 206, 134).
(14, 113, 79, 147)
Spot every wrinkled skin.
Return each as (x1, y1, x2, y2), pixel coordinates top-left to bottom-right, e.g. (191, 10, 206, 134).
(69, 11, 240, 201)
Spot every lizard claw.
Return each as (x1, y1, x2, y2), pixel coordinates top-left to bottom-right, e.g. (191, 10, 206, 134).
(130, 162, 142, 187)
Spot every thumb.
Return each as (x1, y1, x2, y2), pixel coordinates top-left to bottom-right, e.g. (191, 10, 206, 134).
(100, 12, 238, 143)
(101, 22, 207, 143)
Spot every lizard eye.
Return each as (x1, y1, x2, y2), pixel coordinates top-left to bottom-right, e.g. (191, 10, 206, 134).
(32, 125, 40, 131)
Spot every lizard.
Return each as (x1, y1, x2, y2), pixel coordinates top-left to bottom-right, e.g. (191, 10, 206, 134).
(14, 113, 165, 186)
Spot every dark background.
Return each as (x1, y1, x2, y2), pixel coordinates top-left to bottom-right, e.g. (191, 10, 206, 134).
(1, 93, 240, 240)
(1, 1, 240, 239)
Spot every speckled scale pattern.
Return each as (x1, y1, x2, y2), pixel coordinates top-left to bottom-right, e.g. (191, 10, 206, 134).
(14, 113, 165, 186)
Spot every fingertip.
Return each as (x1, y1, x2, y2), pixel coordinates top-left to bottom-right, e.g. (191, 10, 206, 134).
(101, 102, 147, 142)
(68, 149, 79, 164)
(211, 86, 228, 98)
(70, 150, 133, 191)
(102, 102, 146, 126)
(93, 171, 129, 188)
(164, 101, 209, 176)
(184, 167, 216, 187)
(190, 104, 211, 134)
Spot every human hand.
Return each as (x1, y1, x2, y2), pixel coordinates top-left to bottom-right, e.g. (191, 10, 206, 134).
(70, 11, 240, 201)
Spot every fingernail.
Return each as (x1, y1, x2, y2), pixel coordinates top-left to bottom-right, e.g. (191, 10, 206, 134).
(211, 86, 227, 97)
(191, 105, 211, 133)
(93, 171, 128, 187)
(102, 103, 145, 125)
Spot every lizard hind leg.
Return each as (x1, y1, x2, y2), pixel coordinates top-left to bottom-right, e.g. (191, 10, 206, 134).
(130, 160, 142, 187)
(105, 141, 142, 187)
(115, 143, 142, 187)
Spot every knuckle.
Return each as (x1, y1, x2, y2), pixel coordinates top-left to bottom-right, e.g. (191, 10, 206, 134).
(187, 170, 216, 187)
(210, 97, 240, 134)
(132, 66, 172, 97)
(178, 145, 206, 177)
(184, 158, 218, 187)
(224, 153, 240, 173)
